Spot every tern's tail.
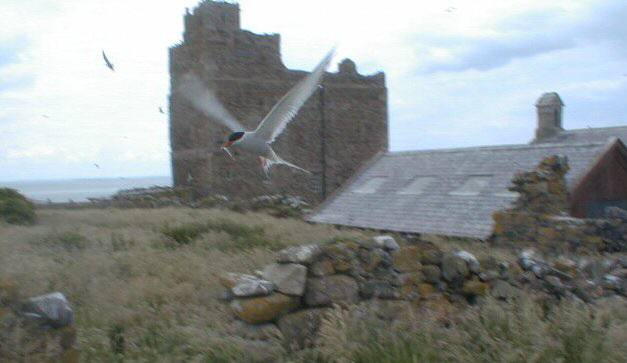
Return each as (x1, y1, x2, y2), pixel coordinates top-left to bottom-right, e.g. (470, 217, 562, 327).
(267, 151, 311, 175)
(276, 157, 311, 174)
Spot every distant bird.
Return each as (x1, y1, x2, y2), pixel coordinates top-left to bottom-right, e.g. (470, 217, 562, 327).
(159, 107, 165, 114)
(93, 163, 100, 169)
(445, 6, 456, 13)
(178, 48, 334, 177)
(41, 114, 50, 119)
(102, 50, 115, 71)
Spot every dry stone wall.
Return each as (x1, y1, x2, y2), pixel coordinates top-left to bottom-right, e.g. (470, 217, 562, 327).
(218, 235, 626, 354)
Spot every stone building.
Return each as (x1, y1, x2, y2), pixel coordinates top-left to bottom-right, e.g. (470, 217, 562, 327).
(169, 0, 388, 203)
(309, 92, 627, 239)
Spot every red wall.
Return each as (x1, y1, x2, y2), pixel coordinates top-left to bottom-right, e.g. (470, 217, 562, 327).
(570, 141, 627, 218)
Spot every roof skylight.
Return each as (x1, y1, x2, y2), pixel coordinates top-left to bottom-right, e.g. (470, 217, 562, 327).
(449, 175, 492, 196)
(353, 177, 386, 194)
(397, 176, 436, 195)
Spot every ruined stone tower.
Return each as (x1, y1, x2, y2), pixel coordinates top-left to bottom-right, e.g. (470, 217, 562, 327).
(169, 0, 388, 203)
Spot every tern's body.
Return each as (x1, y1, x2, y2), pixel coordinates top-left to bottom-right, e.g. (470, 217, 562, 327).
(178, 48, 335, 177)
(237, 132, 273, 158)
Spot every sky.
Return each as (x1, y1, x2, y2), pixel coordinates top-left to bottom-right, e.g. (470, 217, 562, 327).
(0, 0, 626, 181)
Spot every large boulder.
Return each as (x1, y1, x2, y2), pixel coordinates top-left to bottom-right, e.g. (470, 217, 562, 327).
(262, 263, 307, 296)
(372, 236, 400, 251)
(277, 308, 329, 351)
(454, 251, 480, 273)
(305, 275, 359, 307)
(309, 258, 335, 277)
(230, 293, 300, 324)
(441, 254, 469, 282)
(19, 292, 74, 328)
(221, 273, 275, 298)
(277, 245, 321, 265)
(360, 281, 400, 299)
(422, 265, 442, 284)
(491, 280, 514, 300)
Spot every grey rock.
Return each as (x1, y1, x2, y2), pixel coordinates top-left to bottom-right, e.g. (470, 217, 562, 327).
(373, 235, 399, 251)
(217, 289, 235, 302)
(454, 250, 480, 273)
(232, 278, 275, 298)
(277, 308, 329, 351)
(277, 244, 321, 265)
(19, 292, 73, 328)
(422, 265, 442, 283)
(479, 270, 499, 282)
(602, 274, 621, 291)
(441, 254, 469, 282)
(360, 281, 400, 300)
(604, 206, 627, 221)
(309, 258, 335, 277)
(262, 263, 307, 296)
(545, 276, 566, 296)
(491, 280, 514, 300)
(420, 248, 443, 265)
(305, 275, 359, 307)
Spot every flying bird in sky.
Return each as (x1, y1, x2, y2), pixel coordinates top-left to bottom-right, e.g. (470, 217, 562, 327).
(93, 163, 100, 169)
(102, 50, 115, 71)
(178, 48, 334, 177)
(159, 107, 165, 114)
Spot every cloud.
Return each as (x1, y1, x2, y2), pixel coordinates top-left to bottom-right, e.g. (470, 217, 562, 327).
(0, 0, 626, 181)
(413, 0, 627, 74)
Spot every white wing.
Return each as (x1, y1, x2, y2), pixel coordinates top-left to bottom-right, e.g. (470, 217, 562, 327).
(177, 73, 245, 132)
(254, 48, 335, 143)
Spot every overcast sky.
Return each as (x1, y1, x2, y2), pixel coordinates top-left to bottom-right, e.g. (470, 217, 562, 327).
(1, 0, 626, 181)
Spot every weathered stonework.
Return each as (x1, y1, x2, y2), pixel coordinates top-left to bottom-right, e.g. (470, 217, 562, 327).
(491, 156, 626, 253)
(169, 1, 388, 203)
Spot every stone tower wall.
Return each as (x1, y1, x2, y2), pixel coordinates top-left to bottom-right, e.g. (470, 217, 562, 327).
(169, 1, 388, 203)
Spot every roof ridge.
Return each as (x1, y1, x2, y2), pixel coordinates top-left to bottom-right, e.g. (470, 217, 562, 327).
(564, 125, 627, 133)
(388, 141, 607, 156)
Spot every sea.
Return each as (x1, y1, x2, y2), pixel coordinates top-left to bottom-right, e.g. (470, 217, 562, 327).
(1, 176, 172, 203)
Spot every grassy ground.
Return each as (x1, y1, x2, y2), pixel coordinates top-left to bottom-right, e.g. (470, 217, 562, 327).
(1, 208, 625, 362)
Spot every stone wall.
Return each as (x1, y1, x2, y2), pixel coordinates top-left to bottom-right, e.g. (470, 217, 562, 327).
(491, 155, 626, 253)
(169, 1, 388, 203)
(218, 235, 626, 354)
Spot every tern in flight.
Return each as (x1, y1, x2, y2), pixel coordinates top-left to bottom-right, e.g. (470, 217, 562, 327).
(178, 48, 334, 177)
(102, 50, 115, 71)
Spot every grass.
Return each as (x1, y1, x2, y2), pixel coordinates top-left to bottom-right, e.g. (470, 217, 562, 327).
(0, 188, 36, 225)
(1, 207, 625, 362)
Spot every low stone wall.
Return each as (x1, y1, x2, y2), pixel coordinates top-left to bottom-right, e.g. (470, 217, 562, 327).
(219, 236, 626, 353)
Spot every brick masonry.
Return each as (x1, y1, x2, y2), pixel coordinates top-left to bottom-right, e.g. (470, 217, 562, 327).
(169, 1, 388, 203)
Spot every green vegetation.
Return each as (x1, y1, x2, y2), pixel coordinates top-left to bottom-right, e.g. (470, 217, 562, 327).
(0, 188, 36, 225)
(1, 208, 625, 362)
(161, 219, 285, 251)
(36, 231, 90, 251)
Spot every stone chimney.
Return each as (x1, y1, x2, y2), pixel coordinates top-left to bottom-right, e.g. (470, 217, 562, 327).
(534, 92, 564, 141)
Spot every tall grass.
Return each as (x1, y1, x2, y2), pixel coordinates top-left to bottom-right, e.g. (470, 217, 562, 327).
(1, 208, 625, 362)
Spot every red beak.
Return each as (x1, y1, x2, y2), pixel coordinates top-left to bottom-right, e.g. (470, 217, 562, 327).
(222, 141, 234, 148)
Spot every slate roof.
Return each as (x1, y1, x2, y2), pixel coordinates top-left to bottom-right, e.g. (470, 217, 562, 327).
(307, 142, 609, 239)
(535, 125, 627, 145)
